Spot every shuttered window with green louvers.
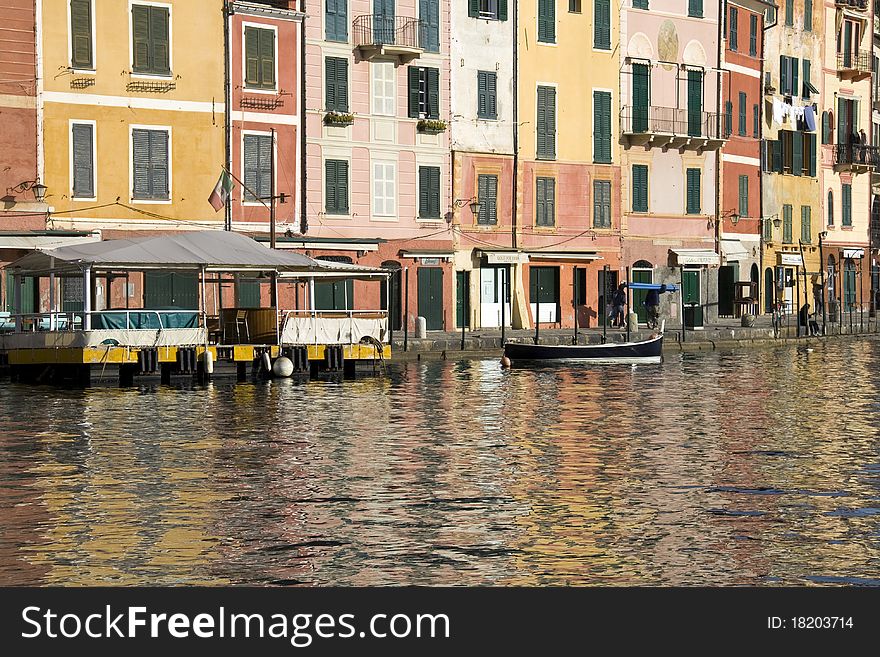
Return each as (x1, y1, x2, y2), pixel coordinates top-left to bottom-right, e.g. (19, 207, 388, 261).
(325, 57, 349, 112)
(792, 130, 802, 176)
(738, 92, 747, 136)
(132, 5, 170, 75)
(418, 166, 441, 219)
(738, 175, 748, 217)
(243, 134, 272, 203)
(782, 204, 792, 243)
(593, 90, 611, 163)
(325, 0, 348, 41)
(729, 8, 738, 51)
(686, 168, 701, 214)
(132, 129, 169, 200)
(469, 0, 508, 20)
(477, 174, 498, 225)
(70, 0, 93, 69)
(245, 26, 276, 90)
(535, 177, 556, 226)
(801, 206, 811, 243)
(842, 184, 852, 226)
(325, 160, 349, 215)
(594, 0, 610, 50)
(537, 85, 557, 160)
(72, 123, 94, 198)
(538, 0, 555, 43)
(593, 180, 611, 228)
(408, 66, 440, 119)
(632, 164, 648, 213)
(688, 0, 702, 18)
(477, 71, 497, 120)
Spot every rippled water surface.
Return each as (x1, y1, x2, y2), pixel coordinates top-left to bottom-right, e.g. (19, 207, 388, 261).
(2, 339, 880, 586)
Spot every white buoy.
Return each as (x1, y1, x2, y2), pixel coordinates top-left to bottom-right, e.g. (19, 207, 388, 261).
(203, 349, 214, 375)
(500, 355, 511, 368)
(262, 351, 272, 372)
(272, 356, 294, 377)
(806, 348, 814, 353)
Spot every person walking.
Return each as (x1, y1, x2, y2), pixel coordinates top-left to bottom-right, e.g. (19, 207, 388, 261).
(644, 286, 662, 329)
(610, 283, 627, 328)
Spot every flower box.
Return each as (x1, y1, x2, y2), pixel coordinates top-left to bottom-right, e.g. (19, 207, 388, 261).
(417, 119, 447, 134)
(324, 111, 355, 126)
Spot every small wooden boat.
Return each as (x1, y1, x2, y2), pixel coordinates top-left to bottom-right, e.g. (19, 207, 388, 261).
(503, 333, 663, 364)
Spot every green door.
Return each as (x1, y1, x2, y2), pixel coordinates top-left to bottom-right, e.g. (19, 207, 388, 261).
(632, 63, 649, 132)
(315, 280, 354, 310)
(5, 275, 35, 313)
(417, 267, 444, 330)
(687, 70, 703, 137)
(530, 266, 560, 323)
(456, 270, 469, 329)
(718, 265, 735, 316)
(682, 269, 703, 328)
(144, 271, 198, 308)
(844, 261, 857, 311)
(236, 276, 261, 308)
(632, 269, 652, 323)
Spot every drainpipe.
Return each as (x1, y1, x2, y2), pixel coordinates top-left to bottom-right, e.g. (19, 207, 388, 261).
(35, 0, 44, 193)
(511, 1, 518, 253)
(759, 4, 777, 315)
(299, 3, 308, 234)
(224, 1, 232, 231)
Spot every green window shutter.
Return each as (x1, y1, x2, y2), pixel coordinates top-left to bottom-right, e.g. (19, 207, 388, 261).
(259, 28, 275, 89)
(842, 184, 852, 226)
(785, 0, 793, 26)
(686, 168, 701, 214)
(780, 56, 788, 95)
(753, 104, 759, 138)
(468, 0, 479, 18)
(594, 90, 611, 163)
(837, 97, 846, 144)
(337, 58, 349, 111)
(325, 160, 348, 214)
(536, 177, 555, 226)
(477, 174, 487, 223)
(419, 166, 441, 218)
(72, 123, 94, 198)
(632, 164, 648, 212)
(325, 160, 337, 212)
(822, 111, 830, 144)
(132, 5, 151, 72)
(792, 131, 802, 175)
(738, 175, 748, 217)
(426, 67, 440, 119)
(132, 128, 168, 200)
(633, 0, 648, 7)
(724, 101, 732, 136)
(244, 135, 272, 202)
(477, 71, 487, 118)
(730, 8, 738, 51)
(536, 177, 546, 225)
(801, 206, 811, 243)
(149, 7, 170, 75)
(149, 130, 169, 199)
(245, 27, 260, 86)
(687, 70, 703, 137)
(132, 129, 150, 198)
(593, 180, 611, 228)
(807, 133, 816, 176)
(408, 66, 421, 118)
(783, 205, 792, 242)
(498, 0, 508, 21)
(537, 86, 556, 160)
(771, 138, 782, 172)
(325, 57, 335, 110)
(632, 63, 649, 132)
(326, 0, 348, 42)
(738, 92, 746, 136)
(688, 0, 702, 18)
(487, 72, 497, 118)
(538, 0, 555, 43)
(804, 0, 812, 30)
(749, 14, 757, 56)
(70, 0, 92, 69)
(802, 59, 810, 98)
(594, 0, 610, 50)
(791, 58, 798, 99)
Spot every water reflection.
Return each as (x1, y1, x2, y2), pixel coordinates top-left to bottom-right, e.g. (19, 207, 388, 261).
(1, 339, 879, 586)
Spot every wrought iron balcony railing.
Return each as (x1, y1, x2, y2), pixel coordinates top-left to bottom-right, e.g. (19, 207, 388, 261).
(353, 15, 422, 50)
(837, 50, 872, 73)
(833, 143, 880, 168)
(836, 0, 868, 10)
(621, 105, 727, 140)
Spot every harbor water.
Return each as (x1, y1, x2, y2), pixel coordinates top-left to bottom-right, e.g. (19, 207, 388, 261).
(2, 338, 880, 586)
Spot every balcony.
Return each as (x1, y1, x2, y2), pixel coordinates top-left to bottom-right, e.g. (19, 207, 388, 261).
(833, 143, 880, 172)
(837, 50, 872, 81)
(620, 105, 727, 153)
(353, 15, 423, 63)
(836, 0, 868, 9)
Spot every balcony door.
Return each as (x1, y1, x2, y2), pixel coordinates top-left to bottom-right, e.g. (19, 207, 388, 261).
(374, 0, 395, 45)
(837, 97, 857, 144)
(838, 20, 860, 67)
(632, 63, 649, 133)
(687, 70, 703, 137)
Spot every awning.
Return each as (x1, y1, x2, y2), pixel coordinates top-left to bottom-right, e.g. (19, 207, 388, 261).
(720, 239, 750, 261)
(400, 250, 454, 260)
(0, 231, 101, 251)
(479, 250, 530, 264)
(805, 81, 819, 95)
(671, 248, 720, 266)
(843, 248, 865, 259)
(527, 251, 603, 261)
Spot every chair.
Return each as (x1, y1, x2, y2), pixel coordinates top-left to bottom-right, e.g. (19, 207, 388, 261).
(234, 310, 250, 343)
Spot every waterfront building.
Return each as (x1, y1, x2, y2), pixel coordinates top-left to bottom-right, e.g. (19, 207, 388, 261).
(619, 0, 725, 329)
(515, 0, 622, 330)
(817, 0, 874, 327)
(718, 0, 770, 319)
(448, 2, 515, 331)
(873, 0, 880, 313)
(301, 0, 453, 331)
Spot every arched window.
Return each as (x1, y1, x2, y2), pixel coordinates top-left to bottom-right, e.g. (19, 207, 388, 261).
(632, 260, 653, 269)
(827, 190, 834, 226)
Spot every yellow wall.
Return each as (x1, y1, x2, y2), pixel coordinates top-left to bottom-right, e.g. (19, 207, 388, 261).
(42, 0, 225, 229)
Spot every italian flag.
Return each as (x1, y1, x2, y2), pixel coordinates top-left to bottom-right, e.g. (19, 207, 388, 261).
(208, 170, 233, 212)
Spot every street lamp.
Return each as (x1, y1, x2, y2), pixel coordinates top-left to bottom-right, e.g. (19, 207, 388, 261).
(454, 197, 482, 218)
(7, 180, 47, 203)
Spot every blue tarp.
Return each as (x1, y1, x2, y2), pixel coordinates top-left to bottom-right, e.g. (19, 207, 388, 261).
(626, 283, 679, 292)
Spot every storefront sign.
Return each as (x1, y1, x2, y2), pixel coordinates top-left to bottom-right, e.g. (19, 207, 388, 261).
(672, 249, 720, 266)
(420, 257, 440, 265)
(843, 248, 864, 259)
(778, 253, 803, 267)
(486, 252, 529, 264)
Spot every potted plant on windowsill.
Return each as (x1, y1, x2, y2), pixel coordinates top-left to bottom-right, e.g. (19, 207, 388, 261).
(417, 119, 447, 134)
(324, 111, 355, 126)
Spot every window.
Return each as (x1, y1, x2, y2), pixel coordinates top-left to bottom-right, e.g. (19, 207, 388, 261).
(782, 204, 792, 243)
(753, 104, 759, 138)
(538, 0, 555, 43)
(779, 56, 798, 96)
(729, 8, 738, 51)
(738, 175, 748, 217)
(738, 92, 747, 136)
(325, 159, 349, 215)
(244, 26, 275, 90)
(325, 0, 348, 42)
(243, 134, 272, 203)
(71, 122, 94, 198)
(688, 0, 702, 18)
(686, 168, 701, 214)
(418, 166, 441, 219)
(822, 111, 831, 144)
(804, 0, 812, 31)
(420, 0, 440, 53)
(372, 62, 395, 116)
(764, 214, 773, 240)
(827, 190, 834, 226)
(477, 174, 498, 225)
(801, 206, 811, 243)
(802, 59, 811, 99)
(593, 90, 612, 163)
(784, 0, 792, 26)
(132, 128, 169, 200)
(131, 4, 170, 75)
(373, 162, 396, 217)
(477, 71, 497, 120)
(724, 100, 732, 136)
(325, 57, 348, 112)
(687, 70, 703, 137)
(594, 0, 610, 50)
(537, 85, 557, 160)
(769, 130, 816, 177)
(469, 0, 508, 20)
(842, 184, 852, 226)
(70, 0, 93, 69)
(633, 0, 648, 8)
(408, 66, 440, 119)
(593, 180, 611, 227)
(569, 0, 582, 11)
(632, 164, 648, 213)
(535, 177, 556, 226)
(749, 14, 757, 56)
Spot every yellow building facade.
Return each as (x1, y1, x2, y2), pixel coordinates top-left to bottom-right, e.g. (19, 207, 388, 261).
(41, 0, 225, 235)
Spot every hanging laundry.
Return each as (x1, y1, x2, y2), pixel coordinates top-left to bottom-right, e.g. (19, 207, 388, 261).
(772, 98, 785, 125)
(803, 105, 817, 132)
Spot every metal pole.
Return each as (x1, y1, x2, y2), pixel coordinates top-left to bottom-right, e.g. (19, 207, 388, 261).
(625, 265, 631, 342)
(270, 127, 276, 250)
(534, 266, 540, 345)
(859, 257, 864, 332)
(83, 265, 92, 331)
(404, 266, 409, 352)
(386, 273, 392, 348)
(819, 234, 826, 334)
(795, 261, 801, 337)
(48, 256, 55, 331)
(602, 264, 608, 344)
(460, 271, 466, 351)
(680, 266, 685, 343)
(838, 255, 843, 334)
(573, 265, 579, 343)
(501, 267, 507, 344)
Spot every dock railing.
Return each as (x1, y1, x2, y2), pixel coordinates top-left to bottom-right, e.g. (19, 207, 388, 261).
(8, 310, 203, 333)
(279, 309, 388, 346)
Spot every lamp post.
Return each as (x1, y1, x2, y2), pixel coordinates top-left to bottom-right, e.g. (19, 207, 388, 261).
(452, 198, 483, 344)
(818, 230, 828, 334)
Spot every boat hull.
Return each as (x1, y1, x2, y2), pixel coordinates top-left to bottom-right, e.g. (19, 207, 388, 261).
(503, 336, 663, 364)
